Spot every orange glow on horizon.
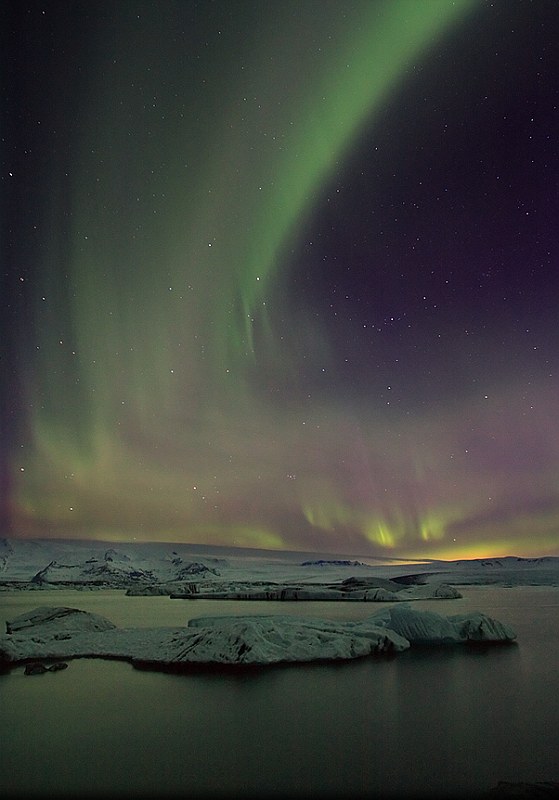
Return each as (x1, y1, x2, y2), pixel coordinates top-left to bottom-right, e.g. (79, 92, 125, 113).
(405, 539, 559, 562)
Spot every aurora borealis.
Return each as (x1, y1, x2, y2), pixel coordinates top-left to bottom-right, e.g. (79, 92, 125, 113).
(2, 0, 559, 559)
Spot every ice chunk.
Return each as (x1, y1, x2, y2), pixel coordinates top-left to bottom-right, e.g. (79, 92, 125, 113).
(449, 612, 517, 642)
(384, 605, 463, 644)
(6, 606, 117, 635)
(368, 605, 516, 645)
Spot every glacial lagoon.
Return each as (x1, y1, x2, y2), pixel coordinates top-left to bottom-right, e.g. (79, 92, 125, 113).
(1, 586, 558, 798)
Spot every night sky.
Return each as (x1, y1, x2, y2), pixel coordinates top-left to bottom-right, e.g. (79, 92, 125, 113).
(2, 0, 558, 559)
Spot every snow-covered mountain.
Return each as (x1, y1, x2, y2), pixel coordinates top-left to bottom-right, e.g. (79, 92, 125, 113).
(0, 537, 411, 586)
(0, 537, 558, 591)
(0, 538, 227, 587)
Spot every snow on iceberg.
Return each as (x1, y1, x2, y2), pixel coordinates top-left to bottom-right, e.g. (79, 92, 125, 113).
(0, 605, 516, 670)
(181, 614, 409, 664)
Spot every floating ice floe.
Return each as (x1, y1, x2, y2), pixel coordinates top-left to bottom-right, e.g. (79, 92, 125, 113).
(166, 580, 462, 602)
(0, 604, 516, 670)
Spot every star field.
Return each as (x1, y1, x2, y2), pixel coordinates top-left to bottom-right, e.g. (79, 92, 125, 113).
(2, 0, 559, 559)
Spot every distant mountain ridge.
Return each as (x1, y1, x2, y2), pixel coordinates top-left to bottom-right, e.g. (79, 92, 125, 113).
(0, 537, 558, 589)
(449, 556, 559, 568)
(0, 538, 225, 587)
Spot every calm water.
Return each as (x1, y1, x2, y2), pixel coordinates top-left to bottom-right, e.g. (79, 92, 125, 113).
(1, 587, 558, 798)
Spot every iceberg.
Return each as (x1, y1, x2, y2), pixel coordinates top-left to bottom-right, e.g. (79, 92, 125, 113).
(0, 604, 516, 671)
(167, 580, 462, 602)
(367, 604, 517, 645)
(373, 605, 463, 644)
(448, 611, 518, 643)
(6, 605, 117, 635)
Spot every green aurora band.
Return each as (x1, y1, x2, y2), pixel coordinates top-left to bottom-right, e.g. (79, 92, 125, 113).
(16, 0, 559, 558)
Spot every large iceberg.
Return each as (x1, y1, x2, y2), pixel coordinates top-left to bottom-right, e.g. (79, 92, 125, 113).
(0, 604, 516, 670)
(368, 604, 517, 645)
